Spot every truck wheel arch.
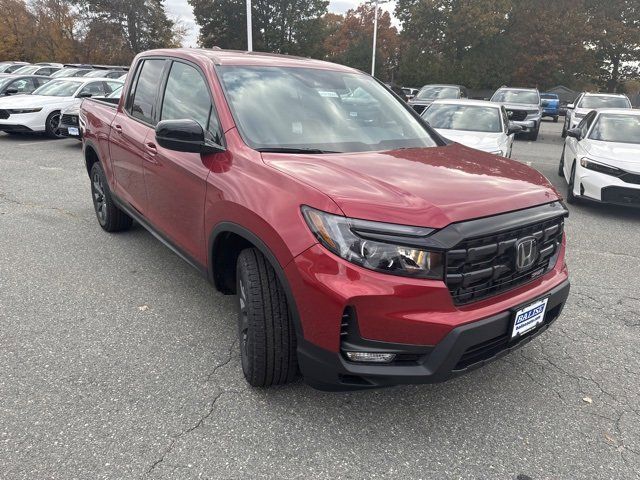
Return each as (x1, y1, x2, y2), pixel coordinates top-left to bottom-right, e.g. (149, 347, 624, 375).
(208, 222, 304, 338)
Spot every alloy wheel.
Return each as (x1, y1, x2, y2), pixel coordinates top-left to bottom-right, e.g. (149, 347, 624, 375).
(238, 278, 250, 373)
(92, 171, 107, 225)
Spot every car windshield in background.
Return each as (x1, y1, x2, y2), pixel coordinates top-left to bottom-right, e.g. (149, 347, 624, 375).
(107, 85, 123, 98)
(415, 86, 459, 100)
(12, 66, 39, 75)
(51, 68, 79, 78)
(218, 66, 437, 153)
(423, 104, 502, 133)
(589, 114, 640, 144)
(491, 90, 539, 104)
(32, 80, 79, 97)
(578, 96, 631, 109)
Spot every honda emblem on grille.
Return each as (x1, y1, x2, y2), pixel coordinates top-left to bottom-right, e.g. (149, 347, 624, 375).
(515, 237, 538, 271)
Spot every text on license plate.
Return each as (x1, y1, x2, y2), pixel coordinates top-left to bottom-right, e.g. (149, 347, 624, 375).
(512, 297, 548, 339)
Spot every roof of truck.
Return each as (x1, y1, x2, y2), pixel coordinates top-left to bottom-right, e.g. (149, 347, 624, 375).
(140, 48, 360, 73)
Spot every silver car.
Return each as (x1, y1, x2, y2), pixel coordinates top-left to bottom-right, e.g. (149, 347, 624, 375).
(490, 87, 542, 141)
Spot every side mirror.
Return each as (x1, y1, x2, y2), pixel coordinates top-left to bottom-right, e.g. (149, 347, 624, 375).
(78, 92, 92, 98)
(566, 128, 582, 139)
(508, 122, 523, 135)
(155, 119, 225, 154)
(5, 87, 19, 95)
(567, 103, 574, 109)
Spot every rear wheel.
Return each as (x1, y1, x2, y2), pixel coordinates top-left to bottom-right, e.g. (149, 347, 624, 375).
(236, 248, 297, 387)
(44, 111, 64, 139)
(90, 162, 133, 232)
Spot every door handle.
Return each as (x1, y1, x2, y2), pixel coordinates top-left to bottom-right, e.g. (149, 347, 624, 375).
(145, 142, 157, 155)
(113, 124, 122, 134)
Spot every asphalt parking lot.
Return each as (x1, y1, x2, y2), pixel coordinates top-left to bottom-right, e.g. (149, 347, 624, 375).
(1, 121, 639, 479)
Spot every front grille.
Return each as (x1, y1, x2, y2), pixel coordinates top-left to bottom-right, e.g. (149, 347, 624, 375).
(507, 109, 527, 121)
(445, 217, 565, 305)
(620, 172, 640, 185)
(61, 114, 78, 125)
(0, 109, 10, 119)
(601, 186, 640, 206)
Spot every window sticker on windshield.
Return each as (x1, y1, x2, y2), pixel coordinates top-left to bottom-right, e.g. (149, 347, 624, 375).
(317, 90, 339, 98)
(349, 111, 358, 117)
(292, 122, 302, 134)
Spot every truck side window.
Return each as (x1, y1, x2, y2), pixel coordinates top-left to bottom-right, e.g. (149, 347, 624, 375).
(130, 59, 165, 124)
(160, 61, 221, 143)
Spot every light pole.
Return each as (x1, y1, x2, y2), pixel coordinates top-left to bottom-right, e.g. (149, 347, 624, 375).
(370, 0, 390, 77)
(246, 0, 253, 52)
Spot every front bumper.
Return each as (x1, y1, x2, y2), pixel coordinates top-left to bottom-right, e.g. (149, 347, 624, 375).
(576, 165, 640, 207)
(0, 112, 46, 132)
(512, 117, 540, 132)
(287, 232, 569, 390)
(299, 279, 570, 391)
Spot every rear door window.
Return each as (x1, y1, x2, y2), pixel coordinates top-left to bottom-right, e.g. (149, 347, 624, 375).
(129, 59, 165, 125)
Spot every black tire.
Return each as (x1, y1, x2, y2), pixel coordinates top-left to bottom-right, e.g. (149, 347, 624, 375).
(44, 111, 64, 139)
(566, 161, 577, 204)
(90, 162, 133, 232)
(236, 248, 297, 387)
(561, 118, 568, 138)
(528, 126, 539, 141)
(553, 116, 559, 123)
(558, 145, 565, 177)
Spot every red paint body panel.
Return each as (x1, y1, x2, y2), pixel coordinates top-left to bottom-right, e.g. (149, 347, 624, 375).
(81, 48, 570, 386)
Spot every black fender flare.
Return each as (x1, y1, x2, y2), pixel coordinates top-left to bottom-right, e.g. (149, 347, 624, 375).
(208, 222, 304, 339)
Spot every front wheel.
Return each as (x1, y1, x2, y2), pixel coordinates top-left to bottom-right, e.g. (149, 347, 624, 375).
(236, 248, 297, 387)
(566, 161, 577, 204)
(558, 145, 565, 177)
(44, 111, 64, 139)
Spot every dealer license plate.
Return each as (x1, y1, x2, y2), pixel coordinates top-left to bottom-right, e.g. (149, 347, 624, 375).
(512, 297, 548, 339)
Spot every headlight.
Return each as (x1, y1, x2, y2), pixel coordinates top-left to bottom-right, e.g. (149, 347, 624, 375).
(580, 157, 623, 177)
(7, 108, 42, 114)
(301, 206, 443, 279)
(574, 112, 585, 119)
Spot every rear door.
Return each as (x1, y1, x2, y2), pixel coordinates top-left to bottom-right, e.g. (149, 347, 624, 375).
(143, 59, 224, 264)
(110, 58, 166, 214)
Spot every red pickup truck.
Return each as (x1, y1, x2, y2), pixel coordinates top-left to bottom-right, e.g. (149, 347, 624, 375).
(80, 48, 570, 391)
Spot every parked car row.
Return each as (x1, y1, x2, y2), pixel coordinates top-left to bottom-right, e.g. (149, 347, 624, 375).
(0, 61, 128, 80)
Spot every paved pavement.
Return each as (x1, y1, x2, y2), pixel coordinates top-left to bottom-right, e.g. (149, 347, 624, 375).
(1, 121, 639, 479)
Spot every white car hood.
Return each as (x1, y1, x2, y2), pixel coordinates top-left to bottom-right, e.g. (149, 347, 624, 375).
(587, 141, 640, 172)
(435, 129, 503, 152)
(0, 95, 78, 109)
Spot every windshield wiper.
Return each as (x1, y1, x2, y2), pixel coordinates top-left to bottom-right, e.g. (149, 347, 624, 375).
(256, 147, 340, 154)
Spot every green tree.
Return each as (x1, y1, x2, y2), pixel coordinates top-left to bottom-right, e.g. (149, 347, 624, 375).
(189, 0, 329, 56)
(585, 0, 640, 92)
(323, 4, 399, 81)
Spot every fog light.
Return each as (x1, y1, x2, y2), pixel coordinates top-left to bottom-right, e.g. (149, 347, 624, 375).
(344, 352, 396, 363)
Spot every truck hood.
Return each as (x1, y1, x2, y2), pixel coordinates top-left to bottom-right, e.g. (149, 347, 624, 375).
(0, 95, 77, 109)
(586, 141, 640, 172)
(263, 143, 560, 228)
(435, 130, 503, 152)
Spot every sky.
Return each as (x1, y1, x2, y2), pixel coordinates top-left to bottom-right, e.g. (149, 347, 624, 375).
(164, 0, 397, 48)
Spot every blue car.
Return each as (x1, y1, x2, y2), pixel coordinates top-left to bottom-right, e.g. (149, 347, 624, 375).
(541, 93, 560, 122)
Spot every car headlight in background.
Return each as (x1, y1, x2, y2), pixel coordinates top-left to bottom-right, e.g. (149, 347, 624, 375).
(580, 157, 623, 177)
(301, 206, 443, 279)
(7, 108, 42, 114)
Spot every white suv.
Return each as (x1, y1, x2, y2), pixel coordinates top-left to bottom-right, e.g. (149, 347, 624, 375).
(562, 92, 631, 137)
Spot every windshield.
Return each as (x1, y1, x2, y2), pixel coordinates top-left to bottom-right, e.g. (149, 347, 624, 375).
(32, 80, 79, 97)
(416, 86, 459, 100)
(107, 85, 123, 98)
(51, 68, 79, 78)
(578, 96, 631, 109)
(422, 104, 502, 133)
(218, 66, 437, 153)
(491, 90, 539, 105)
(589, 114, 640, 144)
(12, 66, 39, 75)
